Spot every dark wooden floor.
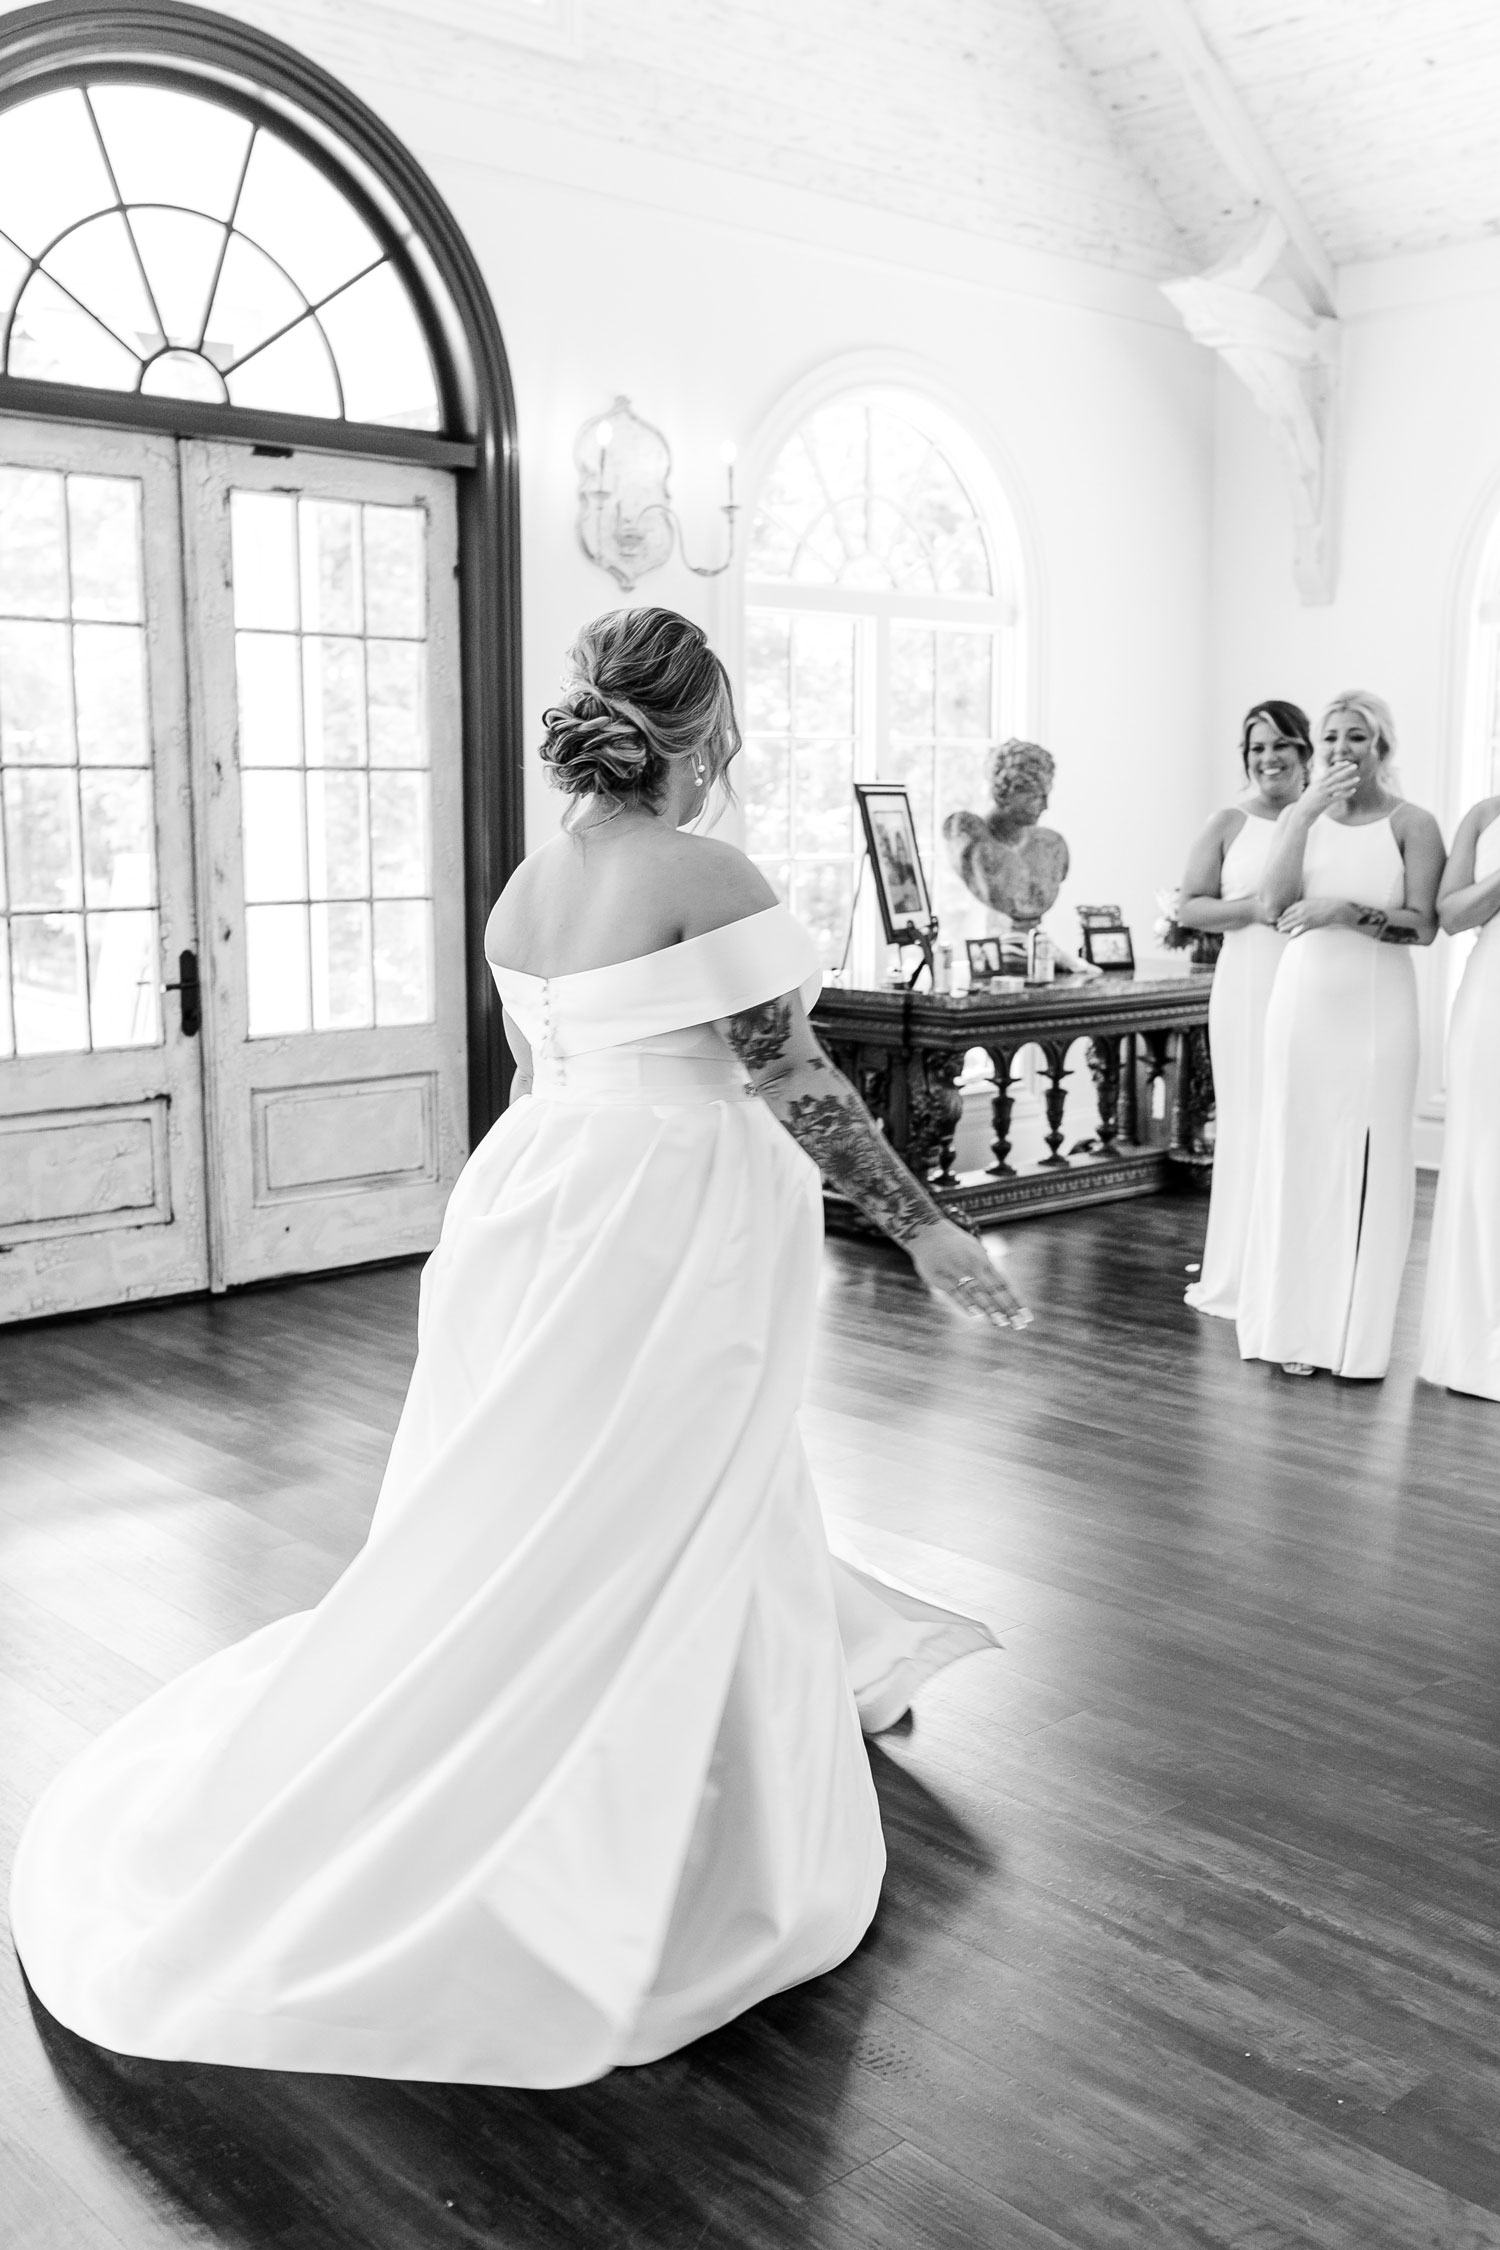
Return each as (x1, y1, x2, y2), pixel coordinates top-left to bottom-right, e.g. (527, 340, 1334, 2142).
(3, 1184, 1500, 2249)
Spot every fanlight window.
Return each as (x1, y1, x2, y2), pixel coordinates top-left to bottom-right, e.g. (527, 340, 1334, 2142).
(0, 84, 439, 428)
(743, 396, 1014, 975)
(748, 399, 992, 594)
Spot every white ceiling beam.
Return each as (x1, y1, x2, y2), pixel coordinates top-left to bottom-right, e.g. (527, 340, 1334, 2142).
(1133, 0, 1337, 314)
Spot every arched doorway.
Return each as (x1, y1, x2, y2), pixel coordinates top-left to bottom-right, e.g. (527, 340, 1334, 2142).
(740, 384, 1027, 987)
(0, 1, 521, 1320)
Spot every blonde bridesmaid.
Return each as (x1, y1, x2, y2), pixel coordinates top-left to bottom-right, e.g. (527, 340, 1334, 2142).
(1420, 795, 1500, 1398)
(1179, 701, 1311, 1319)
(1237, 693, 1444, 1379)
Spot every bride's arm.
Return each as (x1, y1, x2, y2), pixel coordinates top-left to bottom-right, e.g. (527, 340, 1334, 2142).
(714, 989, 1027, 1328)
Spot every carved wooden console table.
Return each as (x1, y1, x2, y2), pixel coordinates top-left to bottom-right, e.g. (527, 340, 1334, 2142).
(810, 973, 1215, 1229)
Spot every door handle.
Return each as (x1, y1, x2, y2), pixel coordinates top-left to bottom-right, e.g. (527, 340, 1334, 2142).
(162, 947, 202, 1037)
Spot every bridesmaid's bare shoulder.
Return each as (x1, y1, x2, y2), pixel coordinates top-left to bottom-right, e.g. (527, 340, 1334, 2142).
(1458, 793, 1500, 844)
(1390, 799, 1444, 850)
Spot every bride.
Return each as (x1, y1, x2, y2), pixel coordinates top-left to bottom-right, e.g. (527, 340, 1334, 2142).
(12, 606, 1022, 2089)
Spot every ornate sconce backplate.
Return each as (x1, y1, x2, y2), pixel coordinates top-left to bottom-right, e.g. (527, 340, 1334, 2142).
(575, 395, 737, 588)
(575, 397, 675, 588)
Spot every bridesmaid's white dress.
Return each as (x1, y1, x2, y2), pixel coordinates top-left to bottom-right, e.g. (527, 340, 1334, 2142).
(1420, 815, 1500, 1399)
(11, 905, 994, 2086)
(1185, 812, 1286, 1320)
(1237, 816, 1417, 1378)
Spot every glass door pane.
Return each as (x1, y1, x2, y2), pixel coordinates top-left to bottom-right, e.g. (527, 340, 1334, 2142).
(184, 439, 465, 1290)
(232, 492, 435, 1038)
(0, 421, 208, 1321)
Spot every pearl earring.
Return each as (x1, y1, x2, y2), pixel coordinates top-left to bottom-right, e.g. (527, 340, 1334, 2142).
(692, 755, 706, 783)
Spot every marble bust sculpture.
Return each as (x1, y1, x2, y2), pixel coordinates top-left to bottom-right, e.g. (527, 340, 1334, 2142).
(942, 738, 1069, 930)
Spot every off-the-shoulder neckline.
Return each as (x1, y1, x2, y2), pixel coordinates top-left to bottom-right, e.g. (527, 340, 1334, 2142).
(487, 902, 789, 986)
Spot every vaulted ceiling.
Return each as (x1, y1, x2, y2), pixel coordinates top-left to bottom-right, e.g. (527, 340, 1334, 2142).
(1045, 0, 1500, 272)
(218, 0, 1500, 285)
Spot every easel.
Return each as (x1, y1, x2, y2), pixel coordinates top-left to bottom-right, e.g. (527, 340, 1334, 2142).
(895, 919, 940, 990)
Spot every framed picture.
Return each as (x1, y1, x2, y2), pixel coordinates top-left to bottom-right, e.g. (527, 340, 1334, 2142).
(1076, 903, 1125, 930)
(855, 782, 934, 943)
(1081, 924, 1135, 973)
(966, 937, 1005, 983)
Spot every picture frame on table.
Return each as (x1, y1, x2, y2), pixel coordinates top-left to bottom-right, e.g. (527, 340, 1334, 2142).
(854, 782, 934, 944)
(1075, 903, 1126, 931)
(966, 937, 1005, 983)
(1081, 924, 1136, 973)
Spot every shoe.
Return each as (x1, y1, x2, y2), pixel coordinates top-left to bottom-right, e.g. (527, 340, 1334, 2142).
(1281, 1361, 1316, 1377)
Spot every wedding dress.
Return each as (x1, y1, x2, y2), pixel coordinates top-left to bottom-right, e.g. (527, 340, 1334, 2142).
(1184, 811, 1286, 1320)
(1236, 817, 1417, 1377)
(11, 904, 994, 2086)
(1420, 814, 1500, 1399)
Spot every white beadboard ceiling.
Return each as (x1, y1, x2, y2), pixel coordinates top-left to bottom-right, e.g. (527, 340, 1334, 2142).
(1044, 0, 1500, 270)
(156, 0, 1500, 280)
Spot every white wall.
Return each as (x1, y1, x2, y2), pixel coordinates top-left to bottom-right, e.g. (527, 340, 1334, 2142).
(1207, 238, 1500, 1161)
(406, 131, 1216, 967)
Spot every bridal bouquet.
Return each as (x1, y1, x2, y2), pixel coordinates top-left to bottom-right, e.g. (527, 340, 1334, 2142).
(1154, 886, 1192, 950)
(1155, 887, 1220, 964)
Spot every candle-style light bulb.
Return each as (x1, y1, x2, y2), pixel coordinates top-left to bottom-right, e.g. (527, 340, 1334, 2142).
(595, 420, 614, 451)
(720, 439, 737, 507)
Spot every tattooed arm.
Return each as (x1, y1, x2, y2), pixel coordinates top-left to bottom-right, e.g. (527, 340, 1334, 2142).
(714, 990, 1027, 1326)
(1277, 803, 1443, 945)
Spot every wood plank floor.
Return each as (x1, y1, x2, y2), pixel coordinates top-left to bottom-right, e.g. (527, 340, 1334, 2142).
(2, 1185, 1499, 2248)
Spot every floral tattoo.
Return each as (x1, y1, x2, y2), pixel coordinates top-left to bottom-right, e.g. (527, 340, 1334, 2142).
(720, 1005, 944, 1245)
(1351, 906, 1418, 944)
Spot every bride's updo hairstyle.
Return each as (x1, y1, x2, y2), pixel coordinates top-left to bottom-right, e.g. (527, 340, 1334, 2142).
(540, 606, 741, 825)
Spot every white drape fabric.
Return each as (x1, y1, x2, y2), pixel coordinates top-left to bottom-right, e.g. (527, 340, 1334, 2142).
(1185, 812, 1287, 1321)
(1237, 817, 1416, 1378)
(12, 906, 996, 2084)
(1421, 816, 1500, 1400)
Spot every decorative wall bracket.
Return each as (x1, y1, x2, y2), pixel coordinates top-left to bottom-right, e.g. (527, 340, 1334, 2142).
(574, 396, 737, 589)
(1162, 215, 1340, 605)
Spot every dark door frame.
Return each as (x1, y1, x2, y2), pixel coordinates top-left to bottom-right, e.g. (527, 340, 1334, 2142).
(0, 0, 523, 1140)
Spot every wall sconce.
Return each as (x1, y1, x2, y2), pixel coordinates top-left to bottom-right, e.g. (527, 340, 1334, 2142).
(575, 395, 738, 588)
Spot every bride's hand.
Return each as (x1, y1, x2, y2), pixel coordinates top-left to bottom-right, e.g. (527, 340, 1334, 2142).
(908, 1219, 1031, 1329)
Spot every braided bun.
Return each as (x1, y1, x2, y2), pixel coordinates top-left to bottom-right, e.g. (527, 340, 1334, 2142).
(539, 606, 741, 817)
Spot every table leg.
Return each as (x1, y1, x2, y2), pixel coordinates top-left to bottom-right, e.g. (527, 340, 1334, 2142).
(1039, 1039, 1071, 1167)
(904, 1047, 965, 1184)
(984, 1044, 1019, 1175)
(1171, 1023, 1217, 1169)
(1087, 1034, 1122, 1152)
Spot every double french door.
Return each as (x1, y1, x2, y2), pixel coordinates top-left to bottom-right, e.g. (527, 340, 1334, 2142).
(0, 417, 467, 1322)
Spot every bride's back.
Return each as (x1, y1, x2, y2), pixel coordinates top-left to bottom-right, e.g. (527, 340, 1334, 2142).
(487, 825, 761, 980)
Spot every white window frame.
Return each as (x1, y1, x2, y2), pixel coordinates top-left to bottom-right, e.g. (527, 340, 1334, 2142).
(735, 382, 1029, 988)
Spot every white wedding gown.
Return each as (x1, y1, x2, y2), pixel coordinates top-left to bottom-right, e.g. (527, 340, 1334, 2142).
(11, 904, 995, 2086)
(1237, 816, 1417, 1378)
(1185, 811, 1286, 1320)
(1420, 815, 1500, 1399)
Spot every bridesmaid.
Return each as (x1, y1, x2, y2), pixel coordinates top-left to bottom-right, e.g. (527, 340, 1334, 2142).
(1179, 700, 1312, 1318)
(1419, 793, 1500, 1398)
(1237, 692, 1444, 1378)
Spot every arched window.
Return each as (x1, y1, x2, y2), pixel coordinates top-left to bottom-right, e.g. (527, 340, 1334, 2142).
(0, 83, 438, 425)
(743, 391, 1024, 978)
